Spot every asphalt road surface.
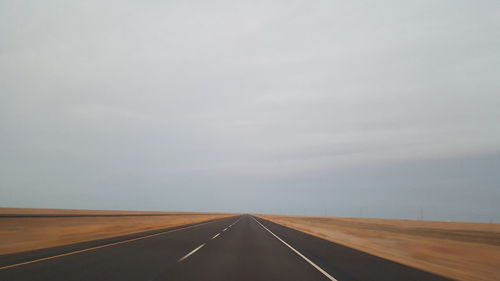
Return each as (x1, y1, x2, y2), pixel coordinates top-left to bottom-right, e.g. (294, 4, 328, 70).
(0, 215, 452, 281)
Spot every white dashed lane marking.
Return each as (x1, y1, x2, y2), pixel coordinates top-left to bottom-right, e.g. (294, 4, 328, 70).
(178, 244, 206, 262)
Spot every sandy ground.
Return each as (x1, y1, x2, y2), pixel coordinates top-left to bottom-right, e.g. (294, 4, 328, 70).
(257, 214, 500, 281)
(0, 208, 233, 255)
(0, 207, 207, 216)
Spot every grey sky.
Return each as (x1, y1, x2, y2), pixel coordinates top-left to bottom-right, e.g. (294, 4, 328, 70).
(1, 1, 499, 222)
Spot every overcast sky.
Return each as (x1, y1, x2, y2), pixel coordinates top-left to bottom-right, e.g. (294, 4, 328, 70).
(1, 1, 499, 221)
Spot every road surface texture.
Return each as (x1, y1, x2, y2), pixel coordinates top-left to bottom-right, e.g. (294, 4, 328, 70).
(0, 215, 452, 281)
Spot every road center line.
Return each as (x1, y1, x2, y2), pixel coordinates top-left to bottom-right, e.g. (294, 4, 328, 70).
(223, 227, 228, 231)
(229, 217, 240, 228)
(211, 233, 220, 239)
(0, 217, 233, 271)
(178, 243, 205, 262)
(252, 217, 338, 281)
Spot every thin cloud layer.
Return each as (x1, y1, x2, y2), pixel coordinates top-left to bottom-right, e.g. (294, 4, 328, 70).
(1, 1, 499, 221)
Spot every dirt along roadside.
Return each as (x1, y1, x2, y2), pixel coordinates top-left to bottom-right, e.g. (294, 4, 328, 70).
(0, 208, 233, 255)
(257, 214, 500, 281)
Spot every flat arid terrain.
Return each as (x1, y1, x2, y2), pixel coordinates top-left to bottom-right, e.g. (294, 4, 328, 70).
(0, 211, 478, 281)
(2, 208, 498, 281)
(257, 214, 500, 281)
(0, 208, 233, 255)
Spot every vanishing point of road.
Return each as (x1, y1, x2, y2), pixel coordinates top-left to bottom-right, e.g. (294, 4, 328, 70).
(0, 215, 452, 281)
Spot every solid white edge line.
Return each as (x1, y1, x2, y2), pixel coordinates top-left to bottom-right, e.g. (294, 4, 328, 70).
(178, 243, 205, 262)
(252, 217, 338, 281)
(211, 233, 220, 239)
(223, 227, 228, 231)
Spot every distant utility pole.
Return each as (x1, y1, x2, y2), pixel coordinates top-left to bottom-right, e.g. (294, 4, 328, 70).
(359, 207, 363, 218)
(419, 207, 424, 220)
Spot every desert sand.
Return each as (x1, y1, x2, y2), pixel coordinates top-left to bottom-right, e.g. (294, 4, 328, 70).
(257, 214, 500, 281)
(0, 208, 233, 255)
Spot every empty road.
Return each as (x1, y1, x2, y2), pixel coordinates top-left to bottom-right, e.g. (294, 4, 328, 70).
(0, 215, 452, 281)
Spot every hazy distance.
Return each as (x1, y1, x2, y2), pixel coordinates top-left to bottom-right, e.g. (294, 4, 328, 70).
(1, 1, 499, 222)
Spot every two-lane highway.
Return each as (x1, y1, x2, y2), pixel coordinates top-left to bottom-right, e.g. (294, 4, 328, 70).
(0, 216, 238, 281)
(156, 216, 331, 281)
(0, 215, 452, 281)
